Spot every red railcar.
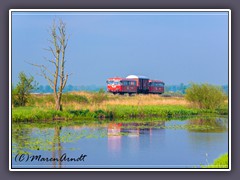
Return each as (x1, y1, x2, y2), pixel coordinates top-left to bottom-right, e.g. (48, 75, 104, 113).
(126, 75, 149, 94)
(106, 75, 165, 95)
(106, 77, 137, 95)
(148, 80, 165, 94)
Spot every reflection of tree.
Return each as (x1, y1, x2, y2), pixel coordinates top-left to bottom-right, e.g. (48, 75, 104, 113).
(188, 118, 228, 133)
(52, 126, 62, 168)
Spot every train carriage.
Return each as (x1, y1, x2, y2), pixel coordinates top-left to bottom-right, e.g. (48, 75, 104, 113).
(106, 77, 137, 95)
(106, 75, 165, 95)
(126, 75, 149, 94)
(148, 80, 165, 94)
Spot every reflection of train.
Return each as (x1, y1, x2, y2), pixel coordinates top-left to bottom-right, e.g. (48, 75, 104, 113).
(106, 75, 164, 95)
(107, 123, 122, 136)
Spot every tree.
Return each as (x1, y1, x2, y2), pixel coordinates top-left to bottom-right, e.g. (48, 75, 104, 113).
(34, 19, 69, 111)
(185, 83, 227, 110)
(12, 72, 37, 107)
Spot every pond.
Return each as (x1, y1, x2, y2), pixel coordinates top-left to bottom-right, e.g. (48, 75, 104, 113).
(11, 116, 228, 169)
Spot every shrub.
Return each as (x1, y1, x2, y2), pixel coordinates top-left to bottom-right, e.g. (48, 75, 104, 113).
(91, 88, 108, 104)
(185, 83, 227, 110)
(12, 72, 38, 107)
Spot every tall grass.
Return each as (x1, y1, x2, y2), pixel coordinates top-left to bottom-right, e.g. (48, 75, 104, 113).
(104, 94, 189, 106)
(27, 93, 89, 108)
(27, 92, 190, 108)
(12, 91, 228, 122)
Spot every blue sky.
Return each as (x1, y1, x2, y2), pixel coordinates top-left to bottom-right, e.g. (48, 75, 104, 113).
(11, 11, 229, 86)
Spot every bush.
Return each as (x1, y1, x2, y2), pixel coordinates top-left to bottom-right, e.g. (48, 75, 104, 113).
(91, 88, 108, 104)
(185, 83, 227, 110)
(12, 72, 37, 107)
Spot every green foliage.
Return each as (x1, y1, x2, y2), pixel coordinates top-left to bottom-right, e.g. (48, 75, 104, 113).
(62, 94, 89, 104)
(161, 91, 184, 97)
(203, 153, 228, 168)
(107, 105, 199, 119)
(91, 88, 108, 104)
(12, 72, 37, 107)
(12, 103, 228, 122)
(185, 83, 227, 110)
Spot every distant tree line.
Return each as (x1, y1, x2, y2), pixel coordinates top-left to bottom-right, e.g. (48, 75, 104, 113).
(31, 83, 228, 95)
(32, 84, 107, 93)
(165, 83, 228, 95)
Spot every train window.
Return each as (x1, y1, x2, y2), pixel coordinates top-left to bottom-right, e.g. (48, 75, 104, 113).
(149, 82, 164, 87)
(130, 81, 136, 86)
(108, 81, 121, 85)
(107, 81, 121, 85)
(156, 83, 164, 87)
(114, 81, 121, 85)
(107, 80, 114, 85)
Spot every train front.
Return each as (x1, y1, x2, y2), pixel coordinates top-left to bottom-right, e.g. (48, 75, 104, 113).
(106, 78, 123, 94)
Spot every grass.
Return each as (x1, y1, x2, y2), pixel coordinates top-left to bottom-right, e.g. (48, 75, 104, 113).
(106, 105, 199, 118)
(12, 91, 228, 122)
(27, 92, 189, 109)
(12, 105, 227, 122)
(203, 153, 228, 168)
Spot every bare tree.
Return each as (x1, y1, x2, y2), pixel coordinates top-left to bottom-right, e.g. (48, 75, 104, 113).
(34, 19, 69, 111)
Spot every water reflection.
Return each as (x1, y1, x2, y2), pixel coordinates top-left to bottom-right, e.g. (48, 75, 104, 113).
(52, 126, 62, 168)
(187, 117, 228, 133)
(12, 117, 228, 168)
(12, 124, 32, 154)
(107, 122, 166, 153)
(108, 123, 122, 153)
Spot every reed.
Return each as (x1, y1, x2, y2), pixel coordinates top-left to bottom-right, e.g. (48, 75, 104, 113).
(28, 92, 189, 108)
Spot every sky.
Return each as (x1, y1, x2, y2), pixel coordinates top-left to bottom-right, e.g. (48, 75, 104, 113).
(11, 11, 229, 86)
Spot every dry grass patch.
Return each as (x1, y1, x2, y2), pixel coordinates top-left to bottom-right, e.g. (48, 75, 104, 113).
(29, 92, 191, 110)
(104, 94, 189, 107)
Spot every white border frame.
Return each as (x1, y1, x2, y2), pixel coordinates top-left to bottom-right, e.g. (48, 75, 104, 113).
(9, 9, 231, 171)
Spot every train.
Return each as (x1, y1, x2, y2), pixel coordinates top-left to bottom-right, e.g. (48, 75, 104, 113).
(106, 75, 164, 95)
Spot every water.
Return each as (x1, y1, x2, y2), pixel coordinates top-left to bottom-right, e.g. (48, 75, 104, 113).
(11, 117, 228, 169)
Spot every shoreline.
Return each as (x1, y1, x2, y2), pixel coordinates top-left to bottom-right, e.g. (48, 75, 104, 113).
(12, 104, 228, 122)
